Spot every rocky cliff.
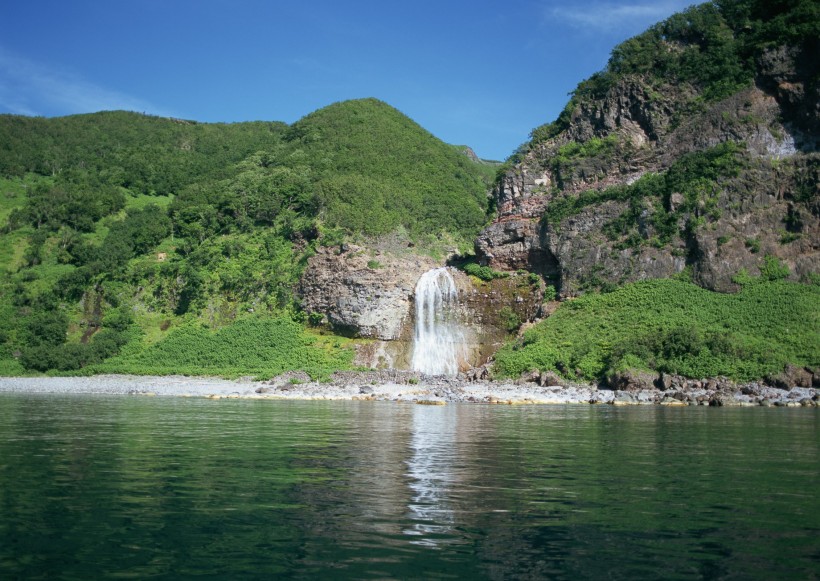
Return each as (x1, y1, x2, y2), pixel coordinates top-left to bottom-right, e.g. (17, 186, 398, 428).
(298, 245, 542, 370)
(476, 14, 819, 296)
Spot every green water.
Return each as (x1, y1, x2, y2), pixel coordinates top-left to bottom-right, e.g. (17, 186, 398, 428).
(0, 395, 817, 580)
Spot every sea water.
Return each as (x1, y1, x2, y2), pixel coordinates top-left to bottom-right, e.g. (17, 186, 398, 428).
(0, 394, 817, 579)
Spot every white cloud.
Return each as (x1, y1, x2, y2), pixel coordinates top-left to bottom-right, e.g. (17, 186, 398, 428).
(0, 47, 175, 117)
(548, 1, 695, 33)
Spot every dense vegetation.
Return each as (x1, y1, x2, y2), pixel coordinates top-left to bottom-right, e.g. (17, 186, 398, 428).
(543, 142, 743, 241)
(0, 111, 287, 194)
(0, 99, 494, 376)
(528, 0, 819, 146)
(92, 318, 353, 380)
(493, 275, 819, 383)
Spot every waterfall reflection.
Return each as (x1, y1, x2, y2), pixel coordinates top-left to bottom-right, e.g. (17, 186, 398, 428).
(404, 404, 458, 547)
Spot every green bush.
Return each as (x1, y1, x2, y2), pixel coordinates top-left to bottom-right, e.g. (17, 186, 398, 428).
(463, 262, 509, 281)
(498, 307, 522, 334)
(93, 317, 353, 380)
(759, 255, 790, 280)
(493, 278, 819, 382)
(19, 328, 129, 372)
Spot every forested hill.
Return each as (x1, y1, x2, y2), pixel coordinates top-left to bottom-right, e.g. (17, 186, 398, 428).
(278, 99, 493, 237)
(0, 111, 288, 195)
(0, 99, 495, 377)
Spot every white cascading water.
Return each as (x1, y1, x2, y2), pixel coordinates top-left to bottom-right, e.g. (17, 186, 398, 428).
(411, 267, 464, 376)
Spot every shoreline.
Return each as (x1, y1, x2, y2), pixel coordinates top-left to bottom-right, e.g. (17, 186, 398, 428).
(0, 372, 817, 407)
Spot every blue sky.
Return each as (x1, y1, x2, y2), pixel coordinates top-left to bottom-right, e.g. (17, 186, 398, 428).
(0, 0, 696, 161)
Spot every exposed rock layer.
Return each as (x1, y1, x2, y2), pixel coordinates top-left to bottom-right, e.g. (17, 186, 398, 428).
(298, 246, 542, 370)
(476, 46, 819, 296)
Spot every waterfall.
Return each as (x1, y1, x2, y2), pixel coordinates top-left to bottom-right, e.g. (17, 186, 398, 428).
(411, 267, 464, 376)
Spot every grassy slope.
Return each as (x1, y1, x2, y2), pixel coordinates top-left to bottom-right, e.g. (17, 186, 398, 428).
(493, 278, 819, 382)
(91, 318, 354, 380)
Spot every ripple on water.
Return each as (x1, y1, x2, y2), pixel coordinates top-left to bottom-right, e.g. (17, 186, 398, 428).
(0, 395, 817, 579)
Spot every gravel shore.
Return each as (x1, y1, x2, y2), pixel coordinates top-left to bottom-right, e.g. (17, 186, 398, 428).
(0, 372, 817, 407)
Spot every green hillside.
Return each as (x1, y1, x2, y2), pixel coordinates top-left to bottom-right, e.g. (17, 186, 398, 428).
(0, 100, 495, 377)
(494, 276, 819, 383)
(169, 98, 494, 244)
(287, 98, 493, 237)
(527, 0, 818, 147)
(0, 111, 287, 195)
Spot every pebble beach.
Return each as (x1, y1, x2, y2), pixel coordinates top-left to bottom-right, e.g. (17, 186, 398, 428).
(0, 372, 817, 407)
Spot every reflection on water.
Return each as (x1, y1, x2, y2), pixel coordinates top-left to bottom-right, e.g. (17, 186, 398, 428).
(405, 405, 457, 546)
(0, 395, 817, 580)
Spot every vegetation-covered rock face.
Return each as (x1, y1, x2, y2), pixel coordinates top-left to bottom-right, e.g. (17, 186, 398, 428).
(477, 0, 819, 296)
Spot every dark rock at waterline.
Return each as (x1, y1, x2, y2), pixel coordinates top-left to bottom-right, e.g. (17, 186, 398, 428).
(608, 369, 658, 391)
(766, 364, 814, 389)
(464, 366, 490, 382)
(657, 373, 677, 391)
(538, 371, 565, 388)
(519, 369, 565, 387)
(741, 384, 761, 396)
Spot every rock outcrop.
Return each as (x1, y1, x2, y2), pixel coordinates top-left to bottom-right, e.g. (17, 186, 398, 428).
(476, 43, 819, 296)
(299, 244, 436, 341)
(299, 245, 543, 370)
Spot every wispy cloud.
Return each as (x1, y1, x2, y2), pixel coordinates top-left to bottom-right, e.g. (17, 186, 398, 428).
(548, 1, 694, 33)
(0, 47, 175, 117)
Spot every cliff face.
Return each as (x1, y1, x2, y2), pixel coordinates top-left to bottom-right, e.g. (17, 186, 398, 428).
(298, 245, 542, 370)
(476, 43, 819, 295)
(299, 244, 434, 341)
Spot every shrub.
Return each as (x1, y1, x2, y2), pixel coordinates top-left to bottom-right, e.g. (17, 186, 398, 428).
(463, 262, 509, 281)
(498, 307, 522, 334)
(93, 317, 353, 380)
(759, 255, 790, 281)
(493, 278, 819, 382)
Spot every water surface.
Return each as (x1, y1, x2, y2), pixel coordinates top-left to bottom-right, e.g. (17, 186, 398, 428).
(0, 395, 817, 579)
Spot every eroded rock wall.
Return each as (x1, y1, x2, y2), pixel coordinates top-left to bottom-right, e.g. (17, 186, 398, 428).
(476, 44, 819, 296)
(299, 248, 543, 370)
(298, 244, 436, 341)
